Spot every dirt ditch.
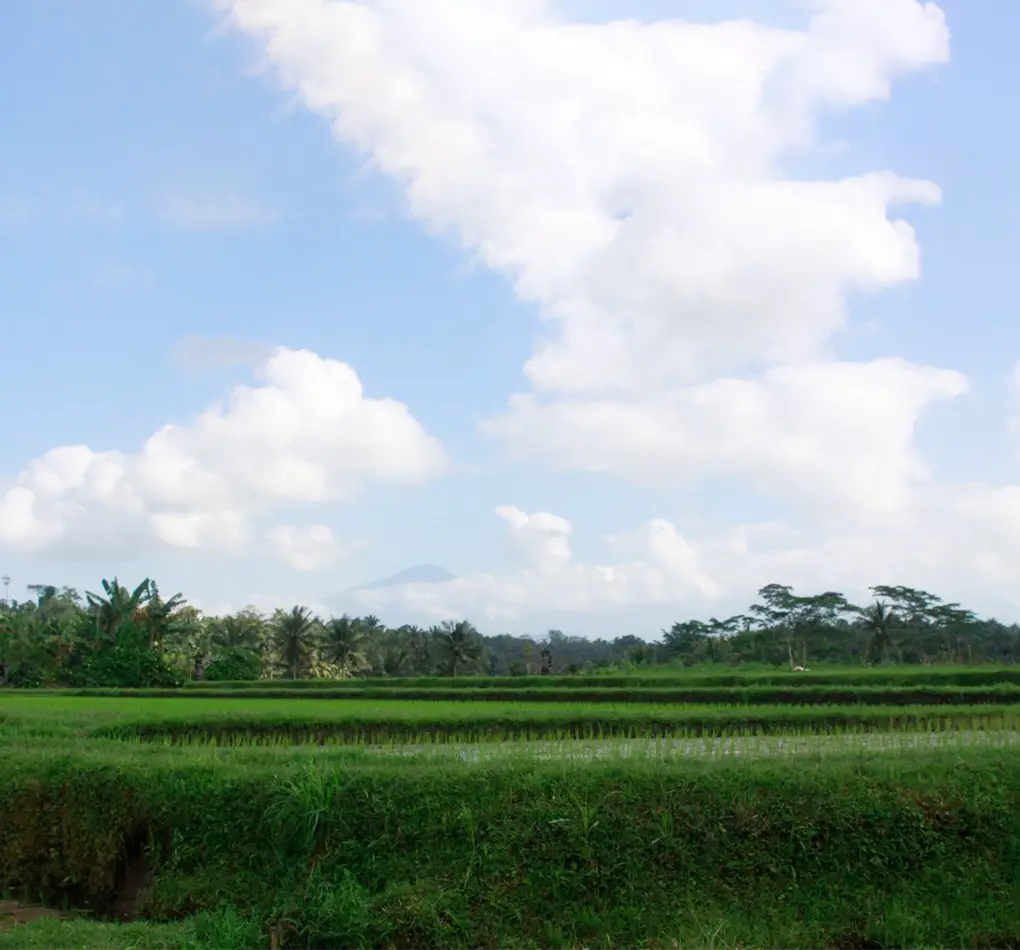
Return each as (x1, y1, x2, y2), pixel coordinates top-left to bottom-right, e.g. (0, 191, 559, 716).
(0, 899, 74, 931)
(2, 822, 161, 933)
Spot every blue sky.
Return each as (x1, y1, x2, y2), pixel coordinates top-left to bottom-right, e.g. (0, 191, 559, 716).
(2, 0, 1019, 636)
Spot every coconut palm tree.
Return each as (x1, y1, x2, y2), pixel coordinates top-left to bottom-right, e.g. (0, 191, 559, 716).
(436, 620, 482, 677)
(321, 615, 367, 674)
(861, 601, 896, 664)
(401, 625, 431, 675)
(376, 630, 410, 676)
(210, 608, 268, 654)
(274, 606, 319, 680)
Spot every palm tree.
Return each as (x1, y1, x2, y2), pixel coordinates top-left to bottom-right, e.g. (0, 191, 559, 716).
(321, 615, 366, 673)
(401, 625, 431, 675)
(861, 601, 896, 664)
(436, 620, 482, 677)
(375, 629, 410, 676)
(210, 609, 267, 654)
(141, 582, 187, 653)
(85, 578, 152, 647)
(274, 606, 319, 680)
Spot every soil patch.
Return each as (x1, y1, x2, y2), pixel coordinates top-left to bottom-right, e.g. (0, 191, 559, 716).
(0, 900, 74, 931)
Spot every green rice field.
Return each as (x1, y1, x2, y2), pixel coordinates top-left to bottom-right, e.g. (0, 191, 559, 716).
(3, 671, 1020, 948)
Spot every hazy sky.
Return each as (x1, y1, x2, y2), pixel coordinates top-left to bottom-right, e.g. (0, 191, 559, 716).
(3, 0, 1020, 636)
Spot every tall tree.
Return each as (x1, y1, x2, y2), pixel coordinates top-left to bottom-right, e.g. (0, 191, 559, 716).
(209, 608, 268, 654)
(84, 578, 152, 646)
(141, 582, 187, 653)
(321, 615, 367, 674)
(399, 625, 432, 675)
(436, 620, 482, 677)
(274, 606, 319, 680)
(860, 601, 897, 664)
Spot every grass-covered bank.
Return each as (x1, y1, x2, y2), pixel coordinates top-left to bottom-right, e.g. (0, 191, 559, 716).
(0, 906, 262, 950)
(179, 665, 1020, 690)
(2, 746, 1020, 948)
(6, 695, 1020, 743)
(55, 683, 1020, 705)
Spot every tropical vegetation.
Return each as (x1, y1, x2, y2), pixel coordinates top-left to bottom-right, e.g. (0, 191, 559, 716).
(1, 576, 1017, 690)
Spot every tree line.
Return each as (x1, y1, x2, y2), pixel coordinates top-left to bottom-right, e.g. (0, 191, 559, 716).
(0, 577, 1017, 688)
(660, 583, 1019, 668)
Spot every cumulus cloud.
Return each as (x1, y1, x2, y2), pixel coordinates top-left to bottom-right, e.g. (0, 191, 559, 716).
(354, 504, 720, 621)
(495, 504, 572, 572)
(267, 523, 363, 571)
(0, 347, 447, 558)
(218, 0, 957, 521)
(355, 488, 1020, 625)
(209, 0, 1020, 626)
(486, 359, 969, 520)
(219, 0, 948, 386)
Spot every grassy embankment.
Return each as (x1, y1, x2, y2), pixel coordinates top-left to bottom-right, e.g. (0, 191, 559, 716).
(53, 683, 1020, 705)
(178, 665, 1020, 689)
(3, 671, 1020, 948)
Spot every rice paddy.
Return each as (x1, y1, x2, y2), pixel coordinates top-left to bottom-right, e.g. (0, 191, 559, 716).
(3, 670, 1020, 948)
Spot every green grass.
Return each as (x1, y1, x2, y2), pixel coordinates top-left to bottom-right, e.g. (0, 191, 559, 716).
(6, 694, 1020, 744)
(0, 909, 262, 950)
(5, 676, 1020, 947)
(50, 682, 1020, 705)
(3, 742, 1020, 948)
(178, 664, 1020, 690)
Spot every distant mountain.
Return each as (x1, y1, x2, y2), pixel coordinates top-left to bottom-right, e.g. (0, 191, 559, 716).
(354, 565, 456, 590)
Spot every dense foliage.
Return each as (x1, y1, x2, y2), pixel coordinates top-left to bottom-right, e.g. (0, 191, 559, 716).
(2, 576, 1018, 689)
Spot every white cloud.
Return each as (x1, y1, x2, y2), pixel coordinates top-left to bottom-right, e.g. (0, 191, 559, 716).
(267, 523, 363, 571)
(189, 590, 334, 619)
(218, 0, 956, 522)
(354, 505, 720, 621)
(0, 347, 447, 558)
(220, 0, 947, 389)
(486, 359, 968, 521)
(495, 504, 572, 572)
(159, 194, 279, 230)
(355, 488, 1020, 625)
(211, 1, 1020, 625)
